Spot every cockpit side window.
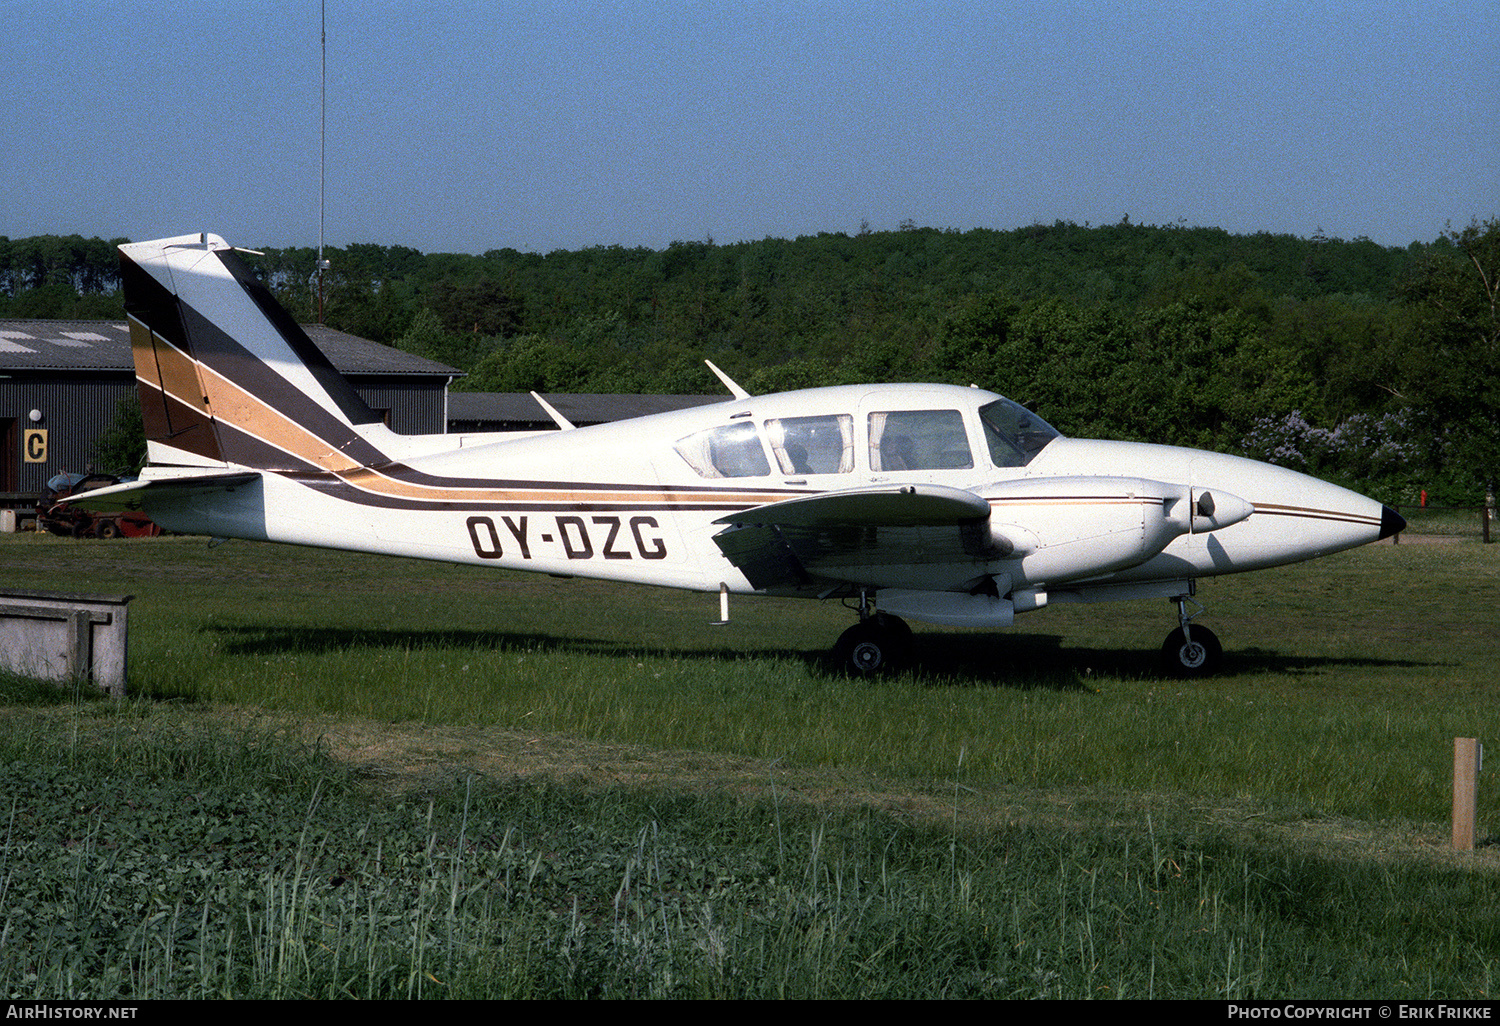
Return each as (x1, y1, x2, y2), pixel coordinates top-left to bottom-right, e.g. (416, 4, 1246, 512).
(979, 398, 1060, 467)
(868, 410, 973, 471)
(674, 422, 772, 478)
(765, 415, 853, 475)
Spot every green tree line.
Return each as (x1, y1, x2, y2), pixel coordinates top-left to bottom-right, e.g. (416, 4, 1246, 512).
(3, 220, 1495, 502)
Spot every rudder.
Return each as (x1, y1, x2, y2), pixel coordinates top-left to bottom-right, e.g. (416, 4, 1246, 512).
(119, 233, 388, 473)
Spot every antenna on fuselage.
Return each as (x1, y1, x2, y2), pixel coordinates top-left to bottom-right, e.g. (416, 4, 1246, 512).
(705, 360, 751, 400)
(530, 391, 576, 431)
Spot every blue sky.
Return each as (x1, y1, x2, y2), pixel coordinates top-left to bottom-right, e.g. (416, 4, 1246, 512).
(5, 0, 1495, 254)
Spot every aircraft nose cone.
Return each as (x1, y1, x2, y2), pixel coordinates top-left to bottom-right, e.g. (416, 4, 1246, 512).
(1379, 505, 1406, 540)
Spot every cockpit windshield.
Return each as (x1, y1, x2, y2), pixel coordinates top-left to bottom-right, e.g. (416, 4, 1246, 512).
(978, 398, 1060, 467)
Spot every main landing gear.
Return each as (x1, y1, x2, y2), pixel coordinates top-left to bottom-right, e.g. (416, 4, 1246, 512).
(1160, 593, 1222, 677)
(832, 588, 1226, 678)
(834, 591, 912, 676)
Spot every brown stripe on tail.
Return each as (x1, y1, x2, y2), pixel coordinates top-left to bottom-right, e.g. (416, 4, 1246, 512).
(119, 239, 389, 471)
(128, 313, 225, 463)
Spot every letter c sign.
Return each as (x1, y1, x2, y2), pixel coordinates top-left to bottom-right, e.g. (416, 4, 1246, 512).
(23, 429, 47, 463)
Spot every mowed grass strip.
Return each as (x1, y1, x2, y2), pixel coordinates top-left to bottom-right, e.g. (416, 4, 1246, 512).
(5, 533, 1500, 999)
(3, 532, 1498, 821)
(3, 695, 1500, 1000)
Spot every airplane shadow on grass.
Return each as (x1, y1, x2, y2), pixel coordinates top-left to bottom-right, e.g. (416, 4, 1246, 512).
(201, 623, 1443, 692)
(902, 634, 1440, 686)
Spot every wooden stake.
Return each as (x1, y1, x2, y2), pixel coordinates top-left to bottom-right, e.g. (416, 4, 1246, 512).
(1453, 737, 1480, 851)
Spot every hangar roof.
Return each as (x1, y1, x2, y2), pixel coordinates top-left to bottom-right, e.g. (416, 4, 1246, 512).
(0, 319, 459, 377)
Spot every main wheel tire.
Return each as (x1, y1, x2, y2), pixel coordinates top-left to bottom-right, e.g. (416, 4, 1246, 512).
(1160, 625, 1223, 677)
(96, 521, 120, 540)
(835, 620, 906, 676)
(875, 612, 912, 647)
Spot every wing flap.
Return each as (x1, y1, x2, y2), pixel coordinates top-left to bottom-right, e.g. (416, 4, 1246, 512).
(712, 484, 993, 590)
(712, 483, 991, 528)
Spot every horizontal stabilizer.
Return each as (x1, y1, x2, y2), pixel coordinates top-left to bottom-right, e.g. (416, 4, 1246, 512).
(64, 471, 261, 513)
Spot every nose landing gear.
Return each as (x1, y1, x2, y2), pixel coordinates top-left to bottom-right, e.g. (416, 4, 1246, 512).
(1161, 593, 1222, 677)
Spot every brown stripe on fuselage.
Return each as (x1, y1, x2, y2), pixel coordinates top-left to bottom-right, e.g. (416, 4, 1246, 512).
(1252, 503, 1381, 527)
(366, 460, 811, 496)
(294, 474, 777, 514)
(331, 463, 803, 508)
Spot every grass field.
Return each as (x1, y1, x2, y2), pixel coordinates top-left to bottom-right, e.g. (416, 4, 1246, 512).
(3, 531, 1499, 998)
(1394, 504, 1495, 542)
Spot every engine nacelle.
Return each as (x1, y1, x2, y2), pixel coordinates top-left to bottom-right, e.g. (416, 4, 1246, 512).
(984, 476, 1251, 587)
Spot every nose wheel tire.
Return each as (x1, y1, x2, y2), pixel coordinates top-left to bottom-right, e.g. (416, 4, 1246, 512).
(1161, 625, 1222, 677)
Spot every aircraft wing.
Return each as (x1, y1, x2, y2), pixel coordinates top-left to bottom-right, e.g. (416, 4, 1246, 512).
(710, 484, 993, 590)
(63, 471, 261, 513)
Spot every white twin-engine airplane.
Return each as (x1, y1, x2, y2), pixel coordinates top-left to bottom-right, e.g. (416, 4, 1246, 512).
(81, 232, 1405, 677)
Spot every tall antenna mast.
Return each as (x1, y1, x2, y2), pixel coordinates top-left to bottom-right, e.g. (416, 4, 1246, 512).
(315, 0, 330, 323)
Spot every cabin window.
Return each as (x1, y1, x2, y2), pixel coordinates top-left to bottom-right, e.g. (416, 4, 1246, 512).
(867, 410, 973, 471)
(764, 415, 853, 475)
(674, 422, 772, 478)
(978, 399, 1059, 467)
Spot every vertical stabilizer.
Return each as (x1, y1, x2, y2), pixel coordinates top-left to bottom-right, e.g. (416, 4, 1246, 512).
(119, 233, 388, 472)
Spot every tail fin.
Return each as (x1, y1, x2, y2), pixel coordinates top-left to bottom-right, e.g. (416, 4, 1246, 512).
(120, 233, 389, 473)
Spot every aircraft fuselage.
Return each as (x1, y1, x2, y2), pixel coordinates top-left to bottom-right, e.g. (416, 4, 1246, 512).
(140, 382, 1397, 605)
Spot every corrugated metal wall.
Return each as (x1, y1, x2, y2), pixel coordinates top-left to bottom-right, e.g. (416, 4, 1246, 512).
(1, 374, 136, 493)
(351, 376, 449, 435)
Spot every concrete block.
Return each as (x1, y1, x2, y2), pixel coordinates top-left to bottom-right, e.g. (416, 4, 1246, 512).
(0, 590, 134, 697)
